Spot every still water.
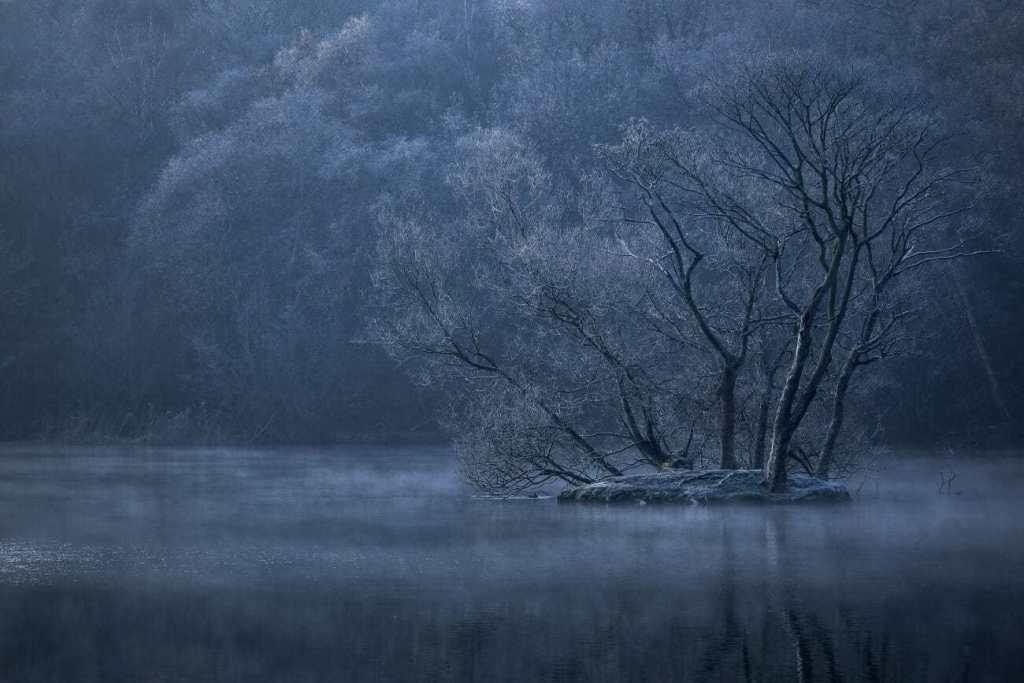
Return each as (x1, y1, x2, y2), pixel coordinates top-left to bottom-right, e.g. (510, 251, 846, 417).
(0, 445, 1020, 682)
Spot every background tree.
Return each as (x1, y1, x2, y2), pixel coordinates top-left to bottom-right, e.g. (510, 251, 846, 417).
(0, 0, 1018, 447)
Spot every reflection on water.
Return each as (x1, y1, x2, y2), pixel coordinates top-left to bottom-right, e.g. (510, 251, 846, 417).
(0, 446, 1021, 681)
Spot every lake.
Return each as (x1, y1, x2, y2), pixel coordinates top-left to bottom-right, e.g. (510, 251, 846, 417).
(0, 445, 1021, 681)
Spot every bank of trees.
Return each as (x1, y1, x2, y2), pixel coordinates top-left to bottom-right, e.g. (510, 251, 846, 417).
(0, 0, 1018, 445)
(374, 62, 990, 491)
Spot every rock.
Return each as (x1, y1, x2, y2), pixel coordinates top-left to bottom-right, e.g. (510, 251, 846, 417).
(557, 469, 851, 505)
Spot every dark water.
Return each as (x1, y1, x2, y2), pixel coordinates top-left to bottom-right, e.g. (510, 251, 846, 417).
(0, 446, 1021, 682)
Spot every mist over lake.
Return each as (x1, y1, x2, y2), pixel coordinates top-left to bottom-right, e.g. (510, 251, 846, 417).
(0, 446, 1020, 681)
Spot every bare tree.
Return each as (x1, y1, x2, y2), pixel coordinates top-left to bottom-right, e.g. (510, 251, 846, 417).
(372, 62, 988, 494)
(598, 122, 776, 470)
(685, 62, 984, 489)
(371, 128, 704, 492)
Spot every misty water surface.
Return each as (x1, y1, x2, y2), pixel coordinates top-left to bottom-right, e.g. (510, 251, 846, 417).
(0, 446, 1021, 682)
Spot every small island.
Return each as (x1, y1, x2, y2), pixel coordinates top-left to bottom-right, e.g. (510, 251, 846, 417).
(557, 469, 851, 505)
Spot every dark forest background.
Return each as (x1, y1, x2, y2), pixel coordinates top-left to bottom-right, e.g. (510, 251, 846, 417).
(1, 0, 1021, 446)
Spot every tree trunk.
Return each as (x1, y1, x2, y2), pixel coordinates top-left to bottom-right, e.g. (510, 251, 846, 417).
(815, 353, 856, 479)
(764, 310, 816, 492)
(718, 364, 739, 469)
(463, 0, 473, 58)
(765, 415, 794, 493)
(951, 267, 1012, 423)
(752, 392, 771, 469)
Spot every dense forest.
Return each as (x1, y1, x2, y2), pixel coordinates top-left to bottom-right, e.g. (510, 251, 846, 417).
(1, 0, 1021, 449)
